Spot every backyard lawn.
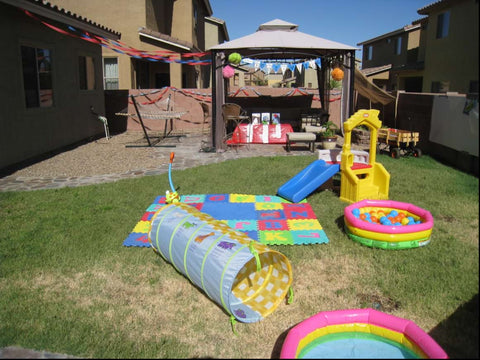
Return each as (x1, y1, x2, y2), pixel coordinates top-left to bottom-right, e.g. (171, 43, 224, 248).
(0, 153, 478, 358)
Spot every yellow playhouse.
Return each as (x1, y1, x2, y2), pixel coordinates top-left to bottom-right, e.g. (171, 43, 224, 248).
(340, 109, 390, 203)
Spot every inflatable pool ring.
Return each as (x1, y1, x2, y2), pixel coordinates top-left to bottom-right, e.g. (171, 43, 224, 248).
(280, 308, 448, 358)
(344, 199, 434, 249)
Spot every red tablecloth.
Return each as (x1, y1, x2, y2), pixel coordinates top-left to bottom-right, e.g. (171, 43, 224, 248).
(227, 124, 294, 144)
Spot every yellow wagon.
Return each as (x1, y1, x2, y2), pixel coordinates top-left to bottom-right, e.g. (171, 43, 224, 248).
(377, 128, 422, 158)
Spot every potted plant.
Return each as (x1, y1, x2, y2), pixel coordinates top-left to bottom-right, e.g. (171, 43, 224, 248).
(320, 120, 338, 149)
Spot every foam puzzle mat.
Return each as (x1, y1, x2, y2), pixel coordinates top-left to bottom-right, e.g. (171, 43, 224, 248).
(123, 194, 329, 247)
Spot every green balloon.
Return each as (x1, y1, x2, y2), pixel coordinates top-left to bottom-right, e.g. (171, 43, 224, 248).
(228, 52, 242, 65)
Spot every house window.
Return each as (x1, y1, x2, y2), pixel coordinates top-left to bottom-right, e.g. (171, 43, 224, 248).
(103, 57, 119, 89)
(431, 81, 450, 93)
(394, 37, 402, 55)
(21, 45, 53, 108)
(436, 11, 450, 39)
(79, 55, 95, 90)
(366, 46, 373, 61)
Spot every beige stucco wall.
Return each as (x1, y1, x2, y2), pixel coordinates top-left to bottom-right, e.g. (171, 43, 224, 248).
(172, 0, 192, 43)
(407, 29, 420, 50)
(0, 2, 106, 170)
(361, 30, 414, 69)
(49, 0, 210, 90)
(49, 0, 147, 89)
(422, 0, 479, 93)
(304, 69, 319, 88)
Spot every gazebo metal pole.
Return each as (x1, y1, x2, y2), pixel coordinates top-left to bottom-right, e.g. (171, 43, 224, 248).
(320, 57, 330, 114)
(316, 64, 324, 110)
(214, 52, 226, 150)
(211, 50, 217, 149)
(348, 50, 355, 117)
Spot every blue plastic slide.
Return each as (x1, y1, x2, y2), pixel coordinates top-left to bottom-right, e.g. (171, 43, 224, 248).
(277, 160, 340, 203)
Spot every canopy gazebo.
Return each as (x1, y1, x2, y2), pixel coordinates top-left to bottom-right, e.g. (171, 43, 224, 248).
(209, 19, 358, 150)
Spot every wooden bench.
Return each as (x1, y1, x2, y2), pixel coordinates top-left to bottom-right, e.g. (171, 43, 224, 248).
(286, 132, 317, 152)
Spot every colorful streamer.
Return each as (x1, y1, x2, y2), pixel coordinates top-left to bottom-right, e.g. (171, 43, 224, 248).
(22, 9, 211, 65)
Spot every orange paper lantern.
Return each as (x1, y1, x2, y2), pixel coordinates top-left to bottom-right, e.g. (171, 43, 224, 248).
(332, 67, 344, 81)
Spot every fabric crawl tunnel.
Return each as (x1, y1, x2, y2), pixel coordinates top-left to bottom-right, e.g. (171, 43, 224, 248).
(148, 202, 293, 323)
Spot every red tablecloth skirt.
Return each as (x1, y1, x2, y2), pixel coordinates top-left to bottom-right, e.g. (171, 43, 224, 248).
(226, 124, 294, 144)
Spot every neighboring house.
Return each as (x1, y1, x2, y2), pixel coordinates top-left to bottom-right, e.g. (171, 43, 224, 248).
(0, 0, 120, 171)
(357, 22, 424, 92)
(357, 0, 478, 95)
(282, 58, 362, 89)
(48, 0, 218, 90)
(417, 0, 478, 94)
(204, 16, 229, 87)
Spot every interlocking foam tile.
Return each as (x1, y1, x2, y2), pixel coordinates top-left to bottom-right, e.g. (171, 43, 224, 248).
(123, 194, 329, 247)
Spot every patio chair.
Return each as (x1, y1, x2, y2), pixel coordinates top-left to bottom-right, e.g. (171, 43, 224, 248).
(222, 103, 250, 133)
(222, 103, 251, 151)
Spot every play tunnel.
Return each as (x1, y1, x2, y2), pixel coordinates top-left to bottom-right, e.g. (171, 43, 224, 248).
(148, 202, 293, 323)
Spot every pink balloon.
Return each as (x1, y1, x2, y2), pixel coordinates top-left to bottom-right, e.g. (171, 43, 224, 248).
(222, 65, 235, 79)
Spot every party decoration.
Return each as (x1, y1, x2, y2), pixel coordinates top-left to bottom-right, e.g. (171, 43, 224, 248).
(228, 52, 242, 65)
(223, 65, 235, 79)
(23, 9, 211, 66)
(332, 67, 344, 81)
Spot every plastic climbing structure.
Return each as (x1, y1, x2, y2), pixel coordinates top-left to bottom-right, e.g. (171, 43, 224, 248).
(340, 109, 390, 204)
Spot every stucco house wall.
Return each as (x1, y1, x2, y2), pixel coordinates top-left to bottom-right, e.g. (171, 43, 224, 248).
(49, 0, 212, 89)
(420, 0, 479, 93)
(0, 2, 114, 170)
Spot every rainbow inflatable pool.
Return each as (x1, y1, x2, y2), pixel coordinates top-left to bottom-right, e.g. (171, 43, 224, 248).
(280, 308, 448, 359)
(344, 199, 434, 249)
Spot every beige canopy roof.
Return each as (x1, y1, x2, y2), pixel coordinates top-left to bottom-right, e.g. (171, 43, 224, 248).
(210, 19, 357, 56)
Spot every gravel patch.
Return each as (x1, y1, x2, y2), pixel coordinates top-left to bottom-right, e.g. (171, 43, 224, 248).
(7, 132, 190, 178)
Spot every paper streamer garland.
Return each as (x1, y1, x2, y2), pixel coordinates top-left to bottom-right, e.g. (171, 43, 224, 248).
(22, 9, 211, 65)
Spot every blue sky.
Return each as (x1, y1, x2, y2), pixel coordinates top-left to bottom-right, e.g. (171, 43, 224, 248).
(209, 0, 433, 65)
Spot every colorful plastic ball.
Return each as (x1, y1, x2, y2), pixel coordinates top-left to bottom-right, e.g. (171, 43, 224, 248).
(401, 218, 410, 225)
(228, 52, 242, 65)
(381, 217, 392, 225)
(222, 65, 235, 79)
(352, 208, 360, 217)
(389, 210, 398, 217)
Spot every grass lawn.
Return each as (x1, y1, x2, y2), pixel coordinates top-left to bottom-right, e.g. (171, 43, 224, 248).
(0, 153, 478, 358)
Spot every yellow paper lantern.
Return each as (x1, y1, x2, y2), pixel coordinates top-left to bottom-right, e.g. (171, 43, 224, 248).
(332, 67, 344, 81)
